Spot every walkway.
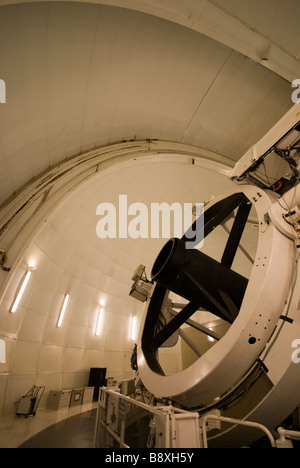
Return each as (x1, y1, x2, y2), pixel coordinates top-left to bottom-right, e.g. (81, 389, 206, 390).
(0, 402, 97, 448)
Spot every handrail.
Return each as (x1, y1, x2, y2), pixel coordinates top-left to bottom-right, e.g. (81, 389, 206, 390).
(94, 387, 200, 449)
(95, 389, 283, 449)
(201, 414, 277, 448)
(94, 388, 172, 448)
(277, 426, 300, 442)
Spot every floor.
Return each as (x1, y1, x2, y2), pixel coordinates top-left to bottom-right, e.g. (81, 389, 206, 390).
(1, 400, 299, 449)
(0, 402, 98, 448)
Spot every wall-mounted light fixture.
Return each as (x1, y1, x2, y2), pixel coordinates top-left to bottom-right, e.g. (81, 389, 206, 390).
(0, 339, 6, 364)
(130, 315, 137, 342)
(10, 266, 36, 313)
(95, 307, 104, 336)
(57, 294, 69, 328)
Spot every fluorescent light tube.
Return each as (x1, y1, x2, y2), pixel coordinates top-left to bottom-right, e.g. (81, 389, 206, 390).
(11, 270, 32, 313)
(95, 307, 104, 336)
(57, 294, 69, 328)
(131, 316, 137, 341)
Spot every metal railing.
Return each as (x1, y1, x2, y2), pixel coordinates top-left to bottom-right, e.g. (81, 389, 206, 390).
(201, 413, 277, 448)
(94, 388, 300, 449)
(93, 387, 201, 449)
(277, 426, 300, 447)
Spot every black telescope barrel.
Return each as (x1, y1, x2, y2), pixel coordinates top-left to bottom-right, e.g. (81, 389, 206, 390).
(151, 238, 248, 323)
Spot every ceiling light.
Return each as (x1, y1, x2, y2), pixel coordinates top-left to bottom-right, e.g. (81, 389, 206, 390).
(57, 294, 69, 328)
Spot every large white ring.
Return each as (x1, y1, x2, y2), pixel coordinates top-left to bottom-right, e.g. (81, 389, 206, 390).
(137, 185, 295, 409)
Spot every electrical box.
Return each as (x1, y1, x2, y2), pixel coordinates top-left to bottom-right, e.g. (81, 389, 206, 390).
(47, 390, 72, 410)
(82, 387, 94, 404)
(70, 388, 84, 407)
(119, 379, 135, 396)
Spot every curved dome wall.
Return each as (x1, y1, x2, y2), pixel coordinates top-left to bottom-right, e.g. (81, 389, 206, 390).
(0, 160, 241, 416)
(0, 2, 293, 205)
